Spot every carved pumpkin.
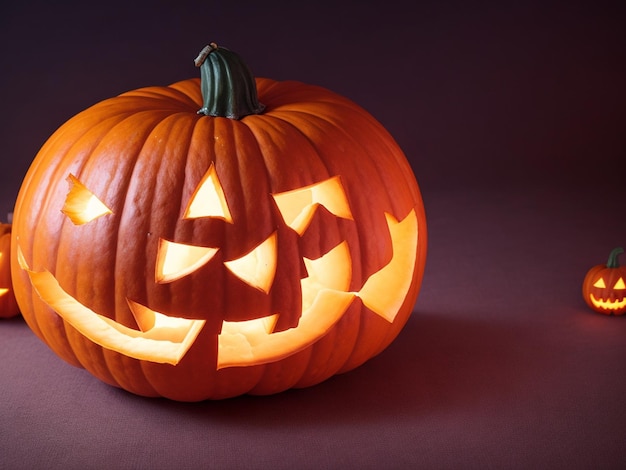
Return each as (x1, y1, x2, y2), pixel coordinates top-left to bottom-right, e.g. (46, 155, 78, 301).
(11, 44, 427, 400)
(582, 247, 626, 315)
(0, 224, 20, 318)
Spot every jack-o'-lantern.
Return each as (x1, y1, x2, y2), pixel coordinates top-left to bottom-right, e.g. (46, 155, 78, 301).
(11, 44, 427, 400)
(0, 224, 20, 318)
(582, 247, 626, 315)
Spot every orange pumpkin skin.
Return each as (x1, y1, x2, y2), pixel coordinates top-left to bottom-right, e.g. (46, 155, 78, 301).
(582, 247, 626, 315)
(11, 61, 427, 400)
(0, 224, 20, 318)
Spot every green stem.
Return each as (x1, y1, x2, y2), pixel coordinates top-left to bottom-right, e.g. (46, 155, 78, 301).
(194, 43, 265, 119)
(606, 247, 624, 268)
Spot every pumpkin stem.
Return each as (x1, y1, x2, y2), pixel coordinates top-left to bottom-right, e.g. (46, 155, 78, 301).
(194, 43, 265, 119)
(606, 247, 624, 268)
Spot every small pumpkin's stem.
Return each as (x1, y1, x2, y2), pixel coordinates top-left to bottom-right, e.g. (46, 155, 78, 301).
(606, 247, 624, 268)
(194, 43, 265, 119)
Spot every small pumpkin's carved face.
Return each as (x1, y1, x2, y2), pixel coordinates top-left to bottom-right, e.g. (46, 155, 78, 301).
(582, 248, 626, 315)
(18, 166, 418, 367)
(586, 274, 626, 313)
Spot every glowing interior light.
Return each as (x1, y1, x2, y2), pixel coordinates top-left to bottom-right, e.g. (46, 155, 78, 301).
(224, 232, 277, 293)
(61, 174, 113, 225)
(593, 278, 606, 289)
(301, 240, 352, 312)
(156, 239, 218, 283)
(272, 176, 353, 235)
(614, 277, 626, 289)
(184, 164, 233, 223)
(356, 210, 418, 322)
(220, 313, 279, 337)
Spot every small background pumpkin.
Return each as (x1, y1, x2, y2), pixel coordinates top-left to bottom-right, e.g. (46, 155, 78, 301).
(0, 223, 19, 318)
(582, 247, 626, 315)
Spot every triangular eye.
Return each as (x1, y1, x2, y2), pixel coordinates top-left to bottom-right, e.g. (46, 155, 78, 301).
(183, 164, 233, 223)
(593, 277, 606, 288)
(272, 176, 353, 235)
(155, 239, 219, 284)
(61, 174, 113, 225)
(224, 232, 277, 293)
(614, 277, 626, 289)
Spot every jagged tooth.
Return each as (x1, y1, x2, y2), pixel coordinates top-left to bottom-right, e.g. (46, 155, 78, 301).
(127, 299, 156, 332)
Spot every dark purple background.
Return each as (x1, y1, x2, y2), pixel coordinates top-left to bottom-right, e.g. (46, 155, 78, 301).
(1, 0, 624, 216)
(2, 1, 626, 468)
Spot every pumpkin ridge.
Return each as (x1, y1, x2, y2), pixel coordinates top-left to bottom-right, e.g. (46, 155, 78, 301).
(228, 117, 269, 240)
(333, 306, 364, 377)
(167, 78, 204, 106)
(88, 96, 192, 117)
(243, 113, 333, 191)
(295, 301, 362, 388)
(63, 112, 182, 320)
(113, 112, 199, 327)
(29, 109, 175, 369)
(253, 77, 282, 102)
(268, 109, 393, 285)
(258, 80, 354, 111)
(101, 342, 161, 397)
(65, 321, 121, 387)
(121, 84, 201, 111)
(218, 116, 284, 327)
(275, 104, 421, 218)
(20, 113, 144, 359)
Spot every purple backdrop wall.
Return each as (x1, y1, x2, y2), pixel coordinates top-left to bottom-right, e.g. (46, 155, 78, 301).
(1, 0, 624, 219)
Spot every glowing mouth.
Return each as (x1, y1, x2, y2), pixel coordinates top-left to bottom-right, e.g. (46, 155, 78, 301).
(16, 249, 206, 365)
(18, 210, 417, 368)
(589, 294, 626, 311)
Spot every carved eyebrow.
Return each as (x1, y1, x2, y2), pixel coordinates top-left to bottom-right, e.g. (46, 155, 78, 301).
(272, 176, 353, 235)
(61, 174, 113, 225)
